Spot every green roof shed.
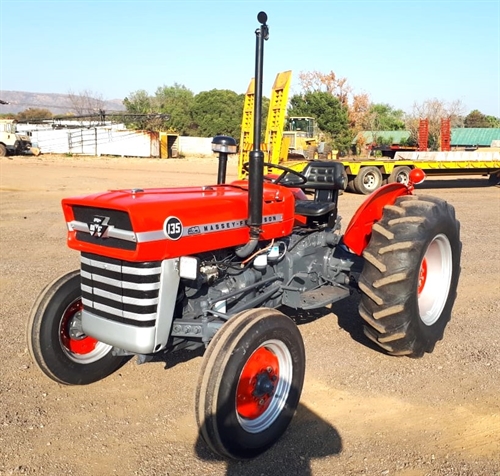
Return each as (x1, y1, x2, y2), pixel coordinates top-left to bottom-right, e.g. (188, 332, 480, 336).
(451, 128, 500, 146)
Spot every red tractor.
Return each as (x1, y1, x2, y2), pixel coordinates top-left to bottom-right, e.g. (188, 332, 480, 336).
(27, 12, 461, 460)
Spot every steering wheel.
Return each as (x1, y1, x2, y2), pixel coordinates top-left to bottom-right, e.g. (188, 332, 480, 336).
(242, 162, 308, 187)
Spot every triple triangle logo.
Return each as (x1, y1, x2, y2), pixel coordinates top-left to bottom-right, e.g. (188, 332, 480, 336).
(88, 216, 110, 238)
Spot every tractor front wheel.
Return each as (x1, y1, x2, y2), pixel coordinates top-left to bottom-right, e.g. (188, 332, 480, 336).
(358, 195, 461, 357)
(195, 308, 305, 459)
(27, 270, 127, 385)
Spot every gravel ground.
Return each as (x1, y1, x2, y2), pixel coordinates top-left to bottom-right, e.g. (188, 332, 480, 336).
(0, 155, 499, 476)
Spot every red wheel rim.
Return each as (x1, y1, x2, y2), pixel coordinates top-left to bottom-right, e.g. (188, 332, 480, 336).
(418, 258, 428, 295)
(236, 346, 279, 420)
(60, 299, 98, 355)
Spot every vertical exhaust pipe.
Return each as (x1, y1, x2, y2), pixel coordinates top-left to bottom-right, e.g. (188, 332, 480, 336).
(236, 12, 269, 259)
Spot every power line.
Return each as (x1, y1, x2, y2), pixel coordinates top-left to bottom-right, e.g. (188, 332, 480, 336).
(1, 101, 121, 111)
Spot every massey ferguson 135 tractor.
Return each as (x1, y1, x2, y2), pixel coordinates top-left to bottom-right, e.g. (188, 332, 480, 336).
(28, 12, 461, 460)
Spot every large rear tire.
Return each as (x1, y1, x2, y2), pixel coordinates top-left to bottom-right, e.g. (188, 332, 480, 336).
(27, 270, 128, 385)
(358, 195, 461, 357)
(195, 308, 305, 459)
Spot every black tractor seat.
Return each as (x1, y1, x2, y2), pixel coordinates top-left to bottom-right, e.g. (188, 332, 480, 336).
(294, 199, 337, 217)
(293, 161, 345, 226)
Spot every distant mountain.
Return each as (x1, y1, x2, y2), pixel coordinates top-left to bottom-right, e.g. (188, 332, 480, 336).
(0, 90, 126, 115)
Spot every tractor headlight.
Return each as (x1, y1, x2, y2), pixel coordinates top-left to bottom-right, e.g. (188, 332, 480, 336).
(212, 135, 237, 154)
(179, 256, 199, 280)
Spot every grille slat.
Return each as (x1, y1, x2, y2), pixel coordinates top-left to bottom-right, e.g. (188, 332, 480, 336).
(81, 252, 161, 328)
(81, 276, 159, 299)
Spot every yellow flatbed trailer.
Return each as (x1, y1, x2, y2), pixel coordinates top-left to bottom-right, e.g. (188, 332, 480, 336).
(236, 71, 500, 194)
(338, 151, 500, 194)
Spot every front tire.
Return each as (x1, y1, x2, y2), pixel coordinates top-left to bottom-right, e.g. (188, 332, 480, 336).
(195, 308, 305, 459)
(27, 270, 127, 385)
(358, 195, 461, 357)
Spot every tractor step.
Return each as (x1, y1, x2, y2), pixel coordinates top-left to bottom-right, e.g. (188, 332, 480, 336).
(300, 286, 350, 310)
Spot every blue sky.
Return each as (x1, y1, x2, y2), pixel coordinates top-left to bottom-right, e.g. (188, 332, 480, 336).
(1, 0, 499, 116)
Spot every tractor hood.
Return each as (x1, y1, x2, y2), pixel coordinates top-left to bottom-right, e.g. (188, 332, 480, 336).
(62, 182, 295, 262)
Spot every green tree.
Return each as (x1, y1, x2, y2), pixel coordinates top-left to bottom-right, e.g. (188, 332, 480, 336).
(123, 90, 158, 130)
(123, 85, 195, 133)
(288, 91, 351, 153)
(190, 89, 244, 138)
(16, 108, 53, 122)
(297, 70, 371, 134)
(464, 109, 491, 128)
(123, 90, 152, 114)
(154, 84, 195, 135)
(486, 115, 500, 127)
(362, 103, 405, 131)
(464, 109, 500, 128)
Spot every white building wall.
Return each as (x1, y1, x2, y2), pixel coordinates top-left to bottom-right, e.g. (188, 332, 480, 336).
(98, 130, 159, 157)
(26, 127, 159, 157)
(20, 123, 215, 158)
(178, 136, 215, 157)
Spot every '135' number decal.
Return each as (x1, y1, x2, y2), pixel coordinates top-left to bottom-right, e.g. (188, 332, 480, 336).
(164, 216, 183, 240)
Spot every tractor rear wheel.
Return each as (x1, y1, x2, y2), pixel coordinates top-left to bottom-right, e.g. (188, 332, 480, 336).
(0, 144, 7, 157)
(27, 270, 128, 385)
(358, 195, 461, 357)
(195, 308, 305, 459)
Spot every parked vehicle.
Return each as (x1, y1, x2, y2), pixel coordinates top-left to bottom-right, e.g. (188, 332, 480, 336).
(0, 119, 34, 156)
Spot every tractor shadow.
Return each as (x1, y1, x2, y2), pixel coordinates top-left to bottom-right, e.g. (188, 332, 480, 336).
(148, 293, 386, 371)
(281, 294, 385, 355)
(146, 345, 205, 369)
(195, 402, 343, 476)
(415, 177, 493, 190)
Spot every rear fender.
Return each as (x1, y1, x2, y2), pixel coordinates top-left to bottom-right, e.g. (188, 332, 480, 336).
(342, 183, 411, 255)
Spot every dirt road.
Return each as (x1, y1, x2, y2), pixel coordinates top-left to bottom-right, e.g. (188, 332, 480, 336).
(1, 155, 499, 476)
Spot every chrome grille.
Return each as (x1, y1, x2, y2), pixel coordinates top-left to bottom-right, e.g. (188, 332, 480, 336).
(80, 252, 161, 327)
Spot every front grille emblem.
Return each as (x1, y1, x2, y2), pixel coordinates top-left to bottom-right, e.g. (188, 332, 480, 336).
(88, 216, 110, 238)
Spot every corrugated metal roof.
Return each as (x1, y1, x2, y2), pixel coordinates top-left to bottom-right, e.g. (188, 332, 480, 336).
(352, 131, 410, 145)
(451, 128, 500, 146)
(353, 128, 500, 147)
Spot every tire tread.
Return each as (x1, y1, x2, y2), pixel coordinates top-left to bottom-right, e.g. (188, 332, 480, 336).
(358, 195, 461, 357)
